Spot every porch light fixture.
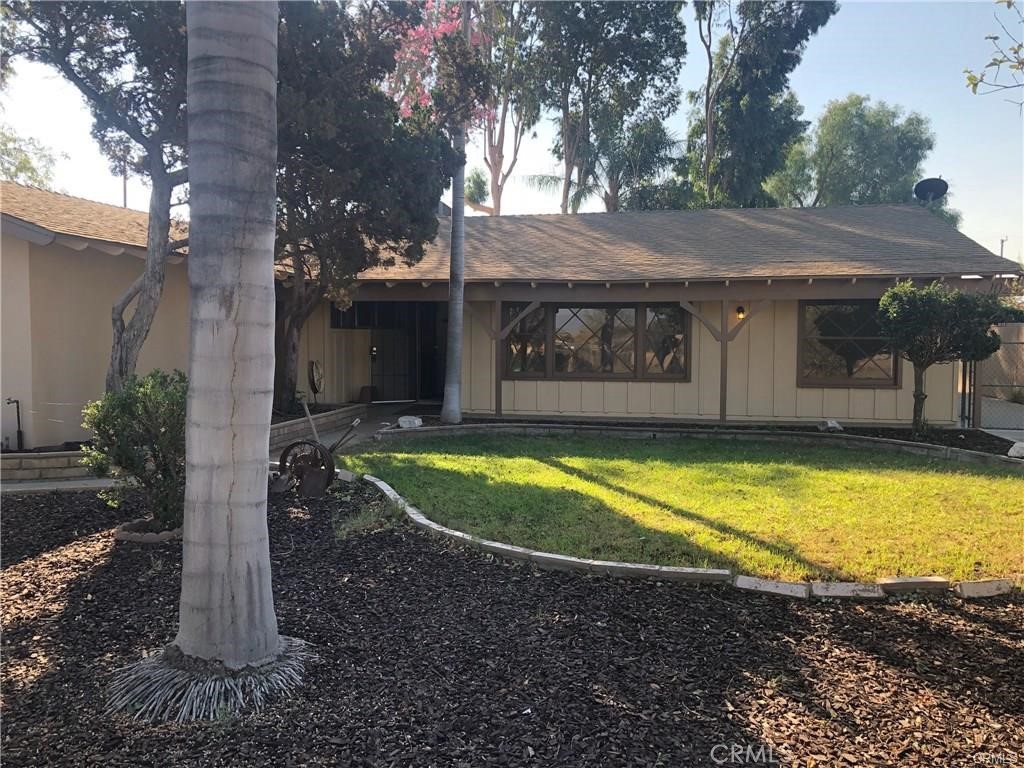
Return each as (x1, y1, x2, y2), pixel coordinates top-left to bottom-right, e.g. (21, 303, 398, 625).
(736, 305, 746, 320)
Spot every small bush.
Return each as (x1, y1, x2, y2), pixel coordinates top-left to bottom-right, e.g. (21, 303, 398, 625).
(82, 370, 187, 531)
(1009, 388, 1024, 406)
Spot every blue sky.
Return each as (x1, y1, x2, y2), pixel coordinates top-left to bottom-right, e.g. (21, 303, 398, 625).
(2, 1, 1021, 263)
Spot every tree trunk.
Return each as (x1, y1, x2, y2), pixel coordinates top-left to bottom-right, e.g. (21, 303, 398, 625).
(559, 153, 572, 215)
(274, 316, 302, 413)
(440, 2, 470, 425)
(490, 166, 503, 216)
(911, 363, 928, 437)
(175, 0, 281, 669)
(105, 167, 172, 392)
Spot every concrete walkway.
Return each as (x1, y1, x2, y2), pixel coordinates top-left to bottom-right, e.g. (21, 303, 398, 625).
(3, 403, 426, 494)
(983, 428, 1024, 443)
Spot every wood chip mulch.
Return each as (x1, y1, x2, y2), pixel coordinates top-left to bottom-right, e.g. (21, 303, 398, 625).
(2, 488, 1021, 767)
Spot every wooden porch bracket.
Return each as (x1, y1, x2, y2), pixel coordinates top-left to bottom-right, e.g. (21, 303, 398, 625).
(498, 300, 540, 339)
(680, 298, 769, 424)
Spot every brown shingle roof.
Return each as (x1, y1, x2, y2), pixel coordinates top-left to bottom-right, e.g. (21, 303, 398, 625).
(359, 204, 1019, 283)
(0, 181, 188, 248)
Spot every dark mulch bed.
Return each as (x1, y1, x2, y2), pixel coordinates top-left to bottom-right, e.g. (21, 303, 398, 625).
(2, 488, 1022, 767)
(405, 415, 1016, 456)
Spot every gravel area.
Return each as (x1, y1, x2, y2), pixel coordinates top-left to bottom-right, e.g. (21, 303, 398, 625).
(2, 487, 1022, 767)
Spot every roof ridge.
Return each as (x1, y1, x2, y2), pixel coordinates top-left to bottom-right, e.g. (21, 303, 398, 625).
(463, 202, 921, 222)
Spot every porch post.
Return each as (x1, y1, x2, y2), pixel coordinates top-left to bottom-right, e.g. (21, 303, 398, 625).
(720, 299, 728, 424)
(494, 300, 502, 417)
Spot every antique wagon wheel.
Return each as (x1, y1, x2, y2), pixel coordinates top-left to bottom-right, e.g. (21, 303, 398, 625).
(276, 440, 333, 490)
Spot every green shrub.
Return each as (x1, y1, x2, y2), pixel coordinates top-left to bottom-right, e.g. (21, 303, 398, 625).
(81, 370, 187, 530)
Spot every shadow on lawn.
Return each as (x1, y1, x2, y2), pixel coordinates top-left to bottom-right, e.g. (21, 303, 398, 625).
(542, 457, 842, 581)
(363, 451, 841, 580)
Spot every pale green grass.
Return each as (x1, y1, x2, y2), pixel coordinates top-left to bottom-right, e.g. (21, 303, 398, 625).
(344, 434, 1024, 582)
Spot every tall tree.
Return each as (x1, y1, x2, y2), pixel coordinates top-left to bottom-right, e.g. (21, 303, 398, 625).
(273, 1, 453, 412)
(0, 123, 61, 188)
(477, 0, 540, 215)
(687, 0, 836, 206)
(764, 94, 962, 227)
(440, 1, 472, 425)
(530, 112, 678, 213)
(108, 0, 309, 722)
(6, 2, 189, 392)
(533, 2, 686, 214)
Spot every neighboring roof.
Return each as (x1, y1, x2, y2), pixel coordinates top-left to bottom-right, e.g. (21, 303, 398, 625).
(360, 204, 1019, 283)
(0, 181, 188, 252)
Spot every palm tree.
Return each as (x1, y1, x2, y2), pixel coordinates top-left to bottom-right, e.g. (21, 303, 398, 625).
(108, 0, 310, 722)
(440, 0, 471, 425)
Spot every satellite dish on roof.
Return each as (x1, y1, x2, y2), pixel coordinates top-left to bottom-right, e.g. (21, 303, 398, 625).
(913, 177, 948, 204)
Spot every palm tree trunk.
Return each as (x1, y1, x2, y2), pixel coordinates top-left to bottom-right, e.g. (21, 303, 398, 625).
(175, 0, 281, 668)
(440, 1, 470, 425)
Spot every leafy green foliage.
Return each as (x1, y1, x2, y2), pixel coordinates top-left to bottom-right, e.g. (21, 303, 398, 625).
(767, 95, 936, 205)
(477, 1, 542, 215)
(0, 123, 61, 188)
(964, 0, 1023, 105)
(878, 281, 1015, 433)
(465, 167, 489, 206)
(685, 0, 837, 207)
(5, 1, 188, 179)
(765, 95, 962, 227)
(81, 370, 187, 530)
(274, 2, 458, 409)
(532, 1, 687, 214)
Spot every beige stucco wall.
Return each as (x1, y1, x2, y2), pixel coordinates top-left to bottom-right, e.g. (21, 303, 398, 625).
(2, 235, 35, 448)
(16, 239, 190, 447)
(469, 299, 957, 425)
(295, 302, 371, 405)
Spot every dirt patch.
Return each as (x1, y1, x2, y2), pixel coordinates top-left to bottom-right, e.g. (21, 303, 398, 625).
(1, 488, 1021, 766)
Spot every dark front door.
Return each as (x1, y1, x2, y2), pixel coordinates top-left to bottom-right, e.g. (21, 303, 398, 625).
(417, 302, 447, 400)
(370, 327, 412, 401)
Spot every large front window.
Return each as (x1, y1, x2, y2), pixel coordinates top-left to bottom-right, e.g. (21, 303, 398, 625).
(798, 300, 897, 387)
(504, 303, 690, 381)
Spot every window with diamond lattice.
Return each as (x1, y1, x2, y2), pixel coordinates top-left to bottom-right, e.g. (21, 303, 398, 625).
(504, 303, 547, 375)
(644, 305, 689, 377)
(553, 306, 636, 375)
(799, 300, 897, 387)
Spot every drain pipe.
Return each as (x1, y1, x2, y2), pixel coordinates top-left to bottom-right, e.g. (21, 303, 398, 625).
(4, 398, 23, 451)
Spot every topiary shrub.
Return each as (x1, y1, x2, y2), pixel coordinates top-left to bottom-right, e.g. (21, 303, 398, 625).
(82, 370, 187, 531)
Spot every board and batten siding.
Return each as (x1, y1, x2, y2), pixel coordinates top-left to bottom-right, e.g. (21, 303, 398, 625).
(467, 299, 957, 425)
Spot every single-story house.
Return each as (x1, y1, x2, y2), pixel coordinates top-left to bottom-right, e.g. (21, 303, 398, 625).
(1, 180, 1019, 449)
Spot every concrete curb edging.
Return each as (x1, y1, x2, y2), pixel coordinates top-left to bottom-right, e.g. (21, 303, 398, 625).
(373, 422, 1024, 473)
(360, 475, 1018, 602)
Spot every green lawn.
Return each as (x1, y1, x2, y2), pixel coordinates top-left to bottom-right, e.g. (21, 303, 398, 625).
(342, 434, 1024, 582)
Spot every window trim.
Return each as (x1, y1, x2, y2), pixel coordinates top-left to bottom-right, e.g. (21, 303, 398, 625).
(503, 301, 692, 383)
(796, 299, 900, 389)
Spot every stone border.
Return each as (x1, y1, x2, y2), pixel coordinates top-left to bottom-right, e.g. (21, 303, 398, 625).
(113, 518, 182, 544)
(374, 422, 1023, 472)
(361, 475, 1017, 602)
